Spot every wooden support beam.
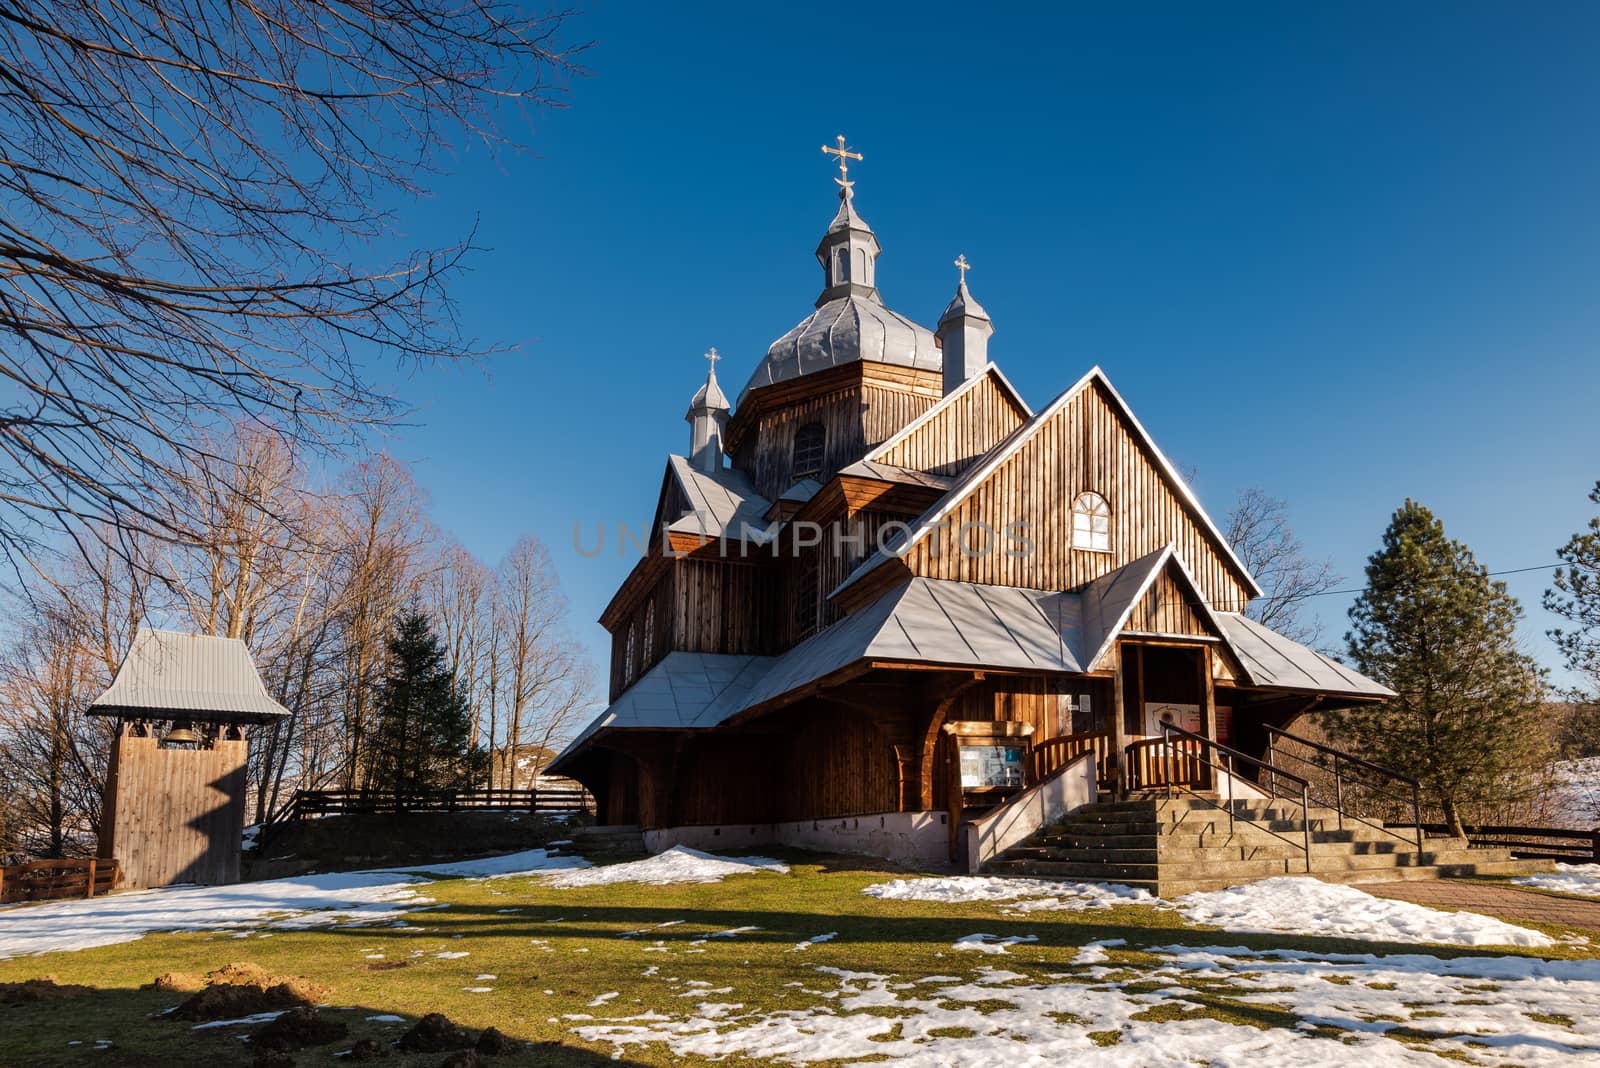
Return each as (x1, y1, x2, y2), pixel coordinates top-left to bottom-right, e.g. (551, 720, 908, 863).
(1110, 644, 1127, 798)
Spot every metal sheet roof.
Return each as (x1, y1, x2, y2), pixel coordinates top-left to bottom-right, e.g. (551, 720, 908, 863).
(735, 578, 1088, 714)
(664, 455, 776, 544)
(836, 459, 958, 491)
(549, 652, 771, 770)
(1215, 612, 1394, 698)
(740, 294, 941, 404)
(88, 628, 291, 723)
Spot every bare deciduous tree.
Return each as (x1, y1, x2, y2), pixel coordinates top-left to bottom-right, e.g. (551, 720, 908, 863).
(0, 1, 581, 567)
(1226, 488, 1339, 643)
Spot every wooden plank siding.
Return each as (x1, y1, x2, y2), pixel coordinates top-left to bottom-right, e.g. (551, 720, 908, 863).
(729, 367, 941, 501)
(101, 729, 248, 888)
(902, 379, 1253, 612)
(874, 371, 1029, 476)
(608, 559, 783, 699)
(1123, 566, 1211, 637)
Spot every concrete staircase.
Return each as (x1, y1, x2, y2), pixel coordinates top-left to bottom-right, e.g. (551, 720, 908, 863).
(983, 797, 1545, 896)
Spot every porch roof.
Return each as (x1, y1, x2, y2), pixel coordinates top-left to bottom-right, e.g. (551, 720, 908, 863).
(1216, 612, 1394, 698)
(553, 569, 1393, 771)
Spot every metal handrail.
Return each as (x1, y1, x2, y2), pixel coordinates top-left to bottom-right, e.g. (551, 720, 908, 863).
(1126, 725, 1315, 873)
(1263, 724, 1424, 860)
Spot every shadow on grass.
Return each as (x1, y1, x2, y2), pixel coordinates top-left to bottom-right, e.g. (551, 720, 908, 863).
(0, 982, 650, 1068)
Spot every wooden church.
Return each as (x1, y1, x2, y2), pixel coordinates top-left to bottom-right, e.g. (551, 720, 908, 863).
(551, 139, 1392, 870)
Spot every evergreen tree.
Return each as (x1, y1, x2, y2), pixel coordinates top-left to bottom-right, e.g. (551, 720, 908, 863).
(1546, 481, 1600, 754)
(366, 607, 488, 797)
(1329, 500, 1547, 835)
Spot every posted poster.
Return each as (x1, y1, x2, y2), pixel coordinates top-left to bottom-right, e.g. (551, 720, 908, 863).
(1144, 702, 1202, 737)
(959, 744, 1025, 789)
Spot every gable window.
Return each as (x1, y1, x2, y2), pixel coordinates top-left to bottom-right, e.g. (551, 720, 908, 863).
(792, 422, 826, 481)
(1071, 491, 1112, 552)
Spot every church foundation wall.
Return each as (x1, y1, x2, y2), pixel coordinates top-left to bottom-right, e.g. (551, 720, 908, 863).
(642, 810, 955, 871)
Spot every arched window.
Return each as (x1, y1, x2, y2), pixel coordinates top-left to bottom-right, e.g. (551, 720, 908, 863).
(792, 422, 826, 480)
(1071, 491, 1112, 552)
(835, 246, 851, 284)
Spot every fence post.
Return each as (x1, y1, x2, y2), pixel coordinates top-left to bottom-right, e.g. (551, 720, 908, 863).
(0, 865, 6, 903)
(1592, 829, 1599, 863)
(86, 858, 97, 899)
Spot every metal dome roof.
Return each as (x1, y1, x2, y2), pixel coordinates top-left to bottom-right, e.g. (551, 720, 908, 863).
(738, 294, 940, 403)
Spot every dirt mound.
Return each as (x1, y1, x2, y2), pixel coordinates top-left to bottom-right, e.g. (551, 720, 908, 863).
(142, 972, 204, 993)
(475, 1027, 520, 1055)
(439, 1051, 483, 1068)
(251, 1006, 348, 1051)
(397, 1012, 474, 1053)
(167, 961, 331, 1022)
(341, 1037, 388, 1060)
(0, 976, 93, 1005)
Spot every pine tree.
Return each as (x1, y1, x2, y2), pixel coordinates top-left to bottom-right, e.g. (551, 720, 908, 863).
(1546, 481, 1600, 754)
(1329, 500, 1547, 836)
(366, 607, 488, 798)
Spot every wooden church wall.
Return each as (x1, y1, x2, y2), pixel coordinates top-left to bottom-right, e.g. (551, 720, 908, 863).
(787, 508, 902, 644)
(1124, 567, 1211, 637)
(101, 731, 247, 888)
(902, 380, 1253, 610)
(775, 705, 901, 821)
(733, 369, 940, 501)
(609, 559, 781, 699)
(875, 373, 1028, 476)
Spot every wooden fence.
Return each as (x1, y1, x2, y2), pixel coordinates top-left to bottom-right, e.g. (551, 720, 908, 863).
(1421, 824, 1600, 862)
(261, 785, 593, 844)
(0, 858, 121, 905)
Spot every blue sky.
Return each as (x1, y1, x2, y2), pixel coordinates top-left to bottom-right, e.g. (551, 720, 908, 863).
(382, 2, 1600, 685)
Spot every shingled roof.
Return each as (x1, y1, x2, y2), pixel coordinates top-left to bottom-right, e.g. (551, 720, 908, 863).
(88, 628, 291, 724)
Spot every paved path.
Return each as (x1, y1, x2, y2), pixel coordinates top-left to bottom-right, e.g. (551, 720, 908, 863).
(1364, 879, 1600, 932)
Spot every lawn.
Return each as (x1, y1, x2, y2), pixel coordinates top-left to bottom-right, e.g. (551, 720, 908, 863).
(1, 848, 1598, 1067)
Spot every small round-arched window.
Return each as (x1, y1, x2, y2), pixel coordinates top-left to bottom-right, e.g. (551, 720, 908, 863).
(792, 422, 826, 480)
(1071, 491, 1112, 552)
(835, 247, 851, 284)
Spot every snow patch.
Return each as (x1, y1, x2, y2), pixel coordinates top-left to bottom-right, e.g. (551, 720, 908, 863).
(862, 875, 1154, 911)
(951, 933, 1039, 955)
(1513, 864, 1600, 898)
(541, 846, 787, 888)
(374, 847, 590, 879)
(0, 871, 432, 959)
(1175, 877, 1554, 946)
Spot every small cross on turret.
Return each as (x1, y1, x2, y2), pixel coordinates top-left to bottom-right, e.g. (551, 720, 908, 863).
(821, 135, 863, 191)
(705, 346, 721, 370)
(954, 253, 972, 285)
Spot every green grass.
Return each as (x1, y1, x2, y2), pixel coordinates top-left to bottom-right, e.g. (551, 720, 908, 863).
(0, 851, 1595, 1067)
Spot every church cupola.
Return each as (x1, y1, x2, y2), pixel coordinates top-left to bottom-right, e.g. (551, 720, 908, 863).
(685, 347, 731, 473)
(814, 136, 881, 306)
(937, 254, 994, 395)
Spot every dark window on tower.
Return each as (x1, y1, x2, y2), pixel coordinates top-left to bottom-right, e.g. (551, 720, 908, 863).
(796, 552, 820, 640)
(792, 423, 826, 480)
(835, 246, 851, 283)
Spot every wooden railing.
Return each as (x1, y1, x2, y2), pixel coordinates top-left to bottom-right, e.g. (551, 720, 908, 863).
(0, 858, 120, 905)
(1421, 824, 1600, 862)
(1028, 730, 1114, 786)
(1123, 735, 1206, 790)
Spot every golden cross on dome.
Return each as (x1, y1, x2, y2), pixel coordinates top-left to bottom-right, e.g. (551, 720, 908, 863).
(704, 347, 721, 370)
(954, 254, 972, 285)
(821, 134, 863, 190)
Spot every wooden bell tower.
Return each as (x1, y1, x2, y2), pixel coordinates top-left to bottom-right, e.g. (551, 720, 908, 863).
(89, 629, 290, 888)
